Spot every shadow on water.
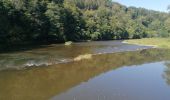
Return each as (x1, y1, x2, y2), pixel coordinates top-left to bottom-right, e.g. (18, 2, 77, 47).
(0, 43, 49, 54)
(1, 48, 170, 100)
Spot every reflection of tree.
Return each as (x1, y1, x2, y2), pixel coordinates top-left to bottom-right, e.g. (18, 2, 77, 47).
(168, 5, 170, 12)
(1, 48, 170, 100)
(163, 62, 170, 85)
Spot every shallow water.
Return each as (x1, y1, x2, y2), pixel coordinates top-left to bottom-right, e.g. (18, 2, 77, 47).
(0, 41, 170, 100)
(0, 41, 150, 71)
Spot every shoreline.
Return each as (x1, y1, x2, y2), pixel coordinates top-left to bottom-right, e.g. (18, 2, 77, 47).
(122, 41, 158, 48)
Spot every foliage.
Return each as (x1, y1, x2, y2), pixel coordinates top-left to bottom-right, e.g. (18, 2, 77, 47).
(0, 0, 170, 48)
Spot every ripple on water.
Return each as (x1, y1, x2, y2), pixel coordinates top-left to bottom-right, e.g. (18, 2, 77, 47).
(0, 41, 153, 71)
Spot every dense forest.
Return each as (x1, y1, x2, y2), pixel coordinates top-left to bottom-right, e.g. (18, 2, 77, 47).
(0, 0, 170, 48)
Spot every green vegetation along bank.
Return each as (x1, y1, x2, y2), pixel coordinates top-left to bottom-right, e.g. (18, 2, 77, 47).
(1, 0, 170, 50)
(124, 38, 170, 48)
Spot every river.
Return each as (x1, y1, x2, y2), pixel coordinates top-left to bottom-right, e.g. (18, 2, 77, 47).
(0, 41, 170, 100)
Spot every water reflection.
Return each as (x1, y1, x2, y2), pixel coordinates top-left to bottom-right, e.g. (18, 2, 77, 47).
(1, 48, 170, 100)
(163, 62, 170, 85)
(51, 62, 170, 100)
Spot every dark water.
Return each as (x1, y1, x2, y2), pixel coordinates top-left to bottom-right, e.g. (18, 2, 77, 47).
(0, 41, 170, 100)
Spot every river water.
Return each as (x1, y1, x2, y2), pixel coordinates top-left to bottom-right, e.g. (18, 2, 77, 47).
(0, 41, 170, 100)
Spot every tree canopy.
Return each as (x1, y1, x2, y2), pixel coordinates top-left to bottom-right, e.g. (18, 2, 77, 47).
(0, 0, 170, 49)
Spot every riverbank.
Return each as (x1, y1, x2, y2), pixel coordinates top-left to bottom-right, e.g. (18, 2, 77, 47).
(2, 38, 166, 53)
(124, 38, 170, 49)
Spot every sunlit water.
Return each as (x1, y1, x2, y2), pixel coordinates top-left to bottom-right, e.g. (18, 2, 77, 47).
(0, 41, 170, 100)
(51, 62, 170, 100)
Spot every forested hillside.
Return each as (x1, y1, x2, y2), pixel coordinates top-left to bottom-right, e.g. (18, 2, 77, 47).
(0, 0, 170, 48)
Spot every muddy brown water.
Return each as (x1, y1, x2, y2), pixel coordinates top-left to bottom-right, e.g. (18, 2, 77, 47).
(0, 41, 170, 100)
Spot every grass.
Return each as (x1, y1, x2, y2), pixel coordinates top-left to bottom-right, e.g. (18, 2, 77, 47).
(124, 38, 170, 48)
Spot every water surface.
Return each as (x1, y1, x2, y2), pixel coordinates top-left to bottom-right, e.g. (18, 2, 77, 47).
(0, 41, 150, 71)
(0, 41, 170, 100)
(51, 62, 170, 100)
